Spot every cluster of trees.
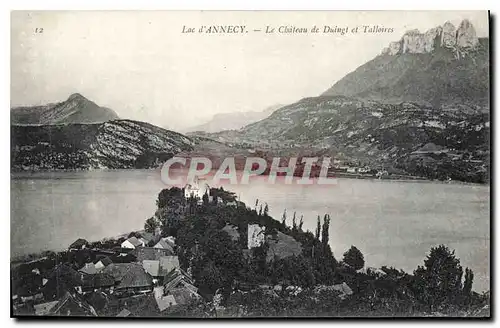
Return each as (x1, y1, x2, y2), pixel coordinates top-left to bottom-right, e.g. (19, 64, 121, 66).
(141, 187, 488, 316)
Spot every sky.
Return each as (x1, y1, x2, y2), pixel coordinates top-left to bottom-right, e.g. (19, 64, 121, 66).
(11, 11, 489, 131)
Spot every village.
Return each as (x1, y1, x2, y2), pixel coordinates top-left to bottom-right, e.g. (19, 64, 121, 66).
(11, 177, 489, 318)
(10, 178, 308, 317)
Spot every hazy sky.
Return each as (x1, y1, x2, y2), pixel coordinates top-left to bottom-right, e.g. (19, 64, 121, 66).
(11, 11, 489, 130)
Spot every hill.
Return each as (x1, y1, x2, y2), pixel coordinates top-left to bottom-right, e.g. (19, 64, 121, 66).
(11, 120, 194, 171)
(11, 93, 120, 125)
(184, 104, 282, 133)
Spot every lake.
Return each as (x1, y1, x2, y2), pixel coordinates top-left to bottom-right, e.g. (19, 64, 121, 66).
(11, 170, 490, 291)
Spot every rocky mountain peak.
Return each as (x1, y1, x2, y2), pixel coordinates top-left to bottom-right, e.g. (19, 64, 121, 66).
(382, 19, 480, 57)
(67, 93, 87, 101)
(457, 19, 479, 49)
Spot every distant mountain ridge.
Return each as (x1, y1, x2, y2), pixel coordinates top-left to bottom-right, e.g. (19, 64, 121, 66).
(11, 93, 120, 125)
(184, 104, 282, 133)
(202, 19, 489, 183)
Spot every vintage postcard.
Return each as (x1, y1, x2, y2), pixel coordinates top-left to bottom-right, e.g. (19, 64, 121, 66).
(10, 11, 490, 318)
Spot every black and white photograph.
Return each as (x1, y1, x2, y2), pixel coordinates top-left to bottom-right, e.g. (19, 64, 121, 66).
(10, 10, 490, 318)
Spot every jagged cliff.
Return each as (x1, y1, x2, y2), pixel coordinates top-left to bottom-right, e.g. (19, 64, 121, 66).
(11, 120, 195, 171)
(382, 19, 480, 57)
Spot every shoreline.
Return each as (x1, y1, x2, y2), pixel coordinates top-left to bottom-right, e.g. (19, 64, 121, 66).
(10, 168, 489, 186)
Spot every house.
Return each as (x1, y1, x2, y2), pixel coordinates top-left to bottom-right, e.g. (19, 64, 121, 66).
(34, 300, 59, 316)
(248, 224, 266, 249)
(84, 291, 109, 312)
(121, 236, 144, 249)
(42, 264, 84, 301)
(81, 273, 115, 293)
(94, 256, 113, 271)
(132, 247, 174, 262)
(346, 167, 357, 173)
(142, 260, 161, 278)
(138, 231, 155, 244)
(154, 268, 200, 312)
(153, 238, 175, 253)
(116, 308, 132, 317)
(69, 238, 89, 251)
(159, 256, 180, 276)
(143, 256, 180, 280)
(102, 263, 153, 294)
(79, 263, 98, 275)
(47, 292, 98, 316)
(184, 177, 208, 199)
(165, 236, 176, 246)
(153, 286, 177, 312)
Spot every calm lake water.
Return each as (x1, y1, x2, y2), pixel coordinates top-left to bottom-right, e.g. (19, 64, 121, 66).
(11, 170, 490, 291)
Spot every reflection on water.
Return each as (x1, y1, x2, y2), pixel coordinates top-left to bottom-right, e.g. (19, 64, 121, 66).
(11, 170, 490, 291)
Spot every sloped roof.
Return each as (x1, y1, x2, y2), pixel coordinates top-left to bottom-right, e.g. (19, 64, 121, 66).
(116, 308, 132, 317)
(132, 247, 174, 261)
(82, 273, 115, 289)
(48, 264, 83, 286)
(139, 232, 154, 243)
(116, 265, 153, 289)
(34, 300, 59, 316)
(154, 286, 176, 312)
(124, 236, 142, 247)
(49, 292, 97, 316)
(102, 263, 153, 289)
(69, 238, 88, 249)
(168, 288, 196, 305)
(79, 263, 98, 275)
(154, 239, 174, 252)
(96, 256, 113, 267)
(159, 256, 180, 276)
(143, 260, 160, 277)
(102, 263, 136, 282)
(163, 268, 197, 295)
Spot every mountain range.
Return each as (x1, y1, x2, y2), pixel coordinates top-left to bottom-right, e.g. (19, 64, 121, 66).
(197, 19, 490, 183)
(183, 104, 282, 133)
(11, 19, 490, 182)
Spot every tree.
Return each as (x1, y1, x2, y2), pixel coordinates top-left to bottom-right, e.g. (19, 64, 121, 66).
(292, 212, 297, 231)
(463, 267, 474, 300)
(144, 216, 161, 233)
(281, 209, 287, 226)
(298, 215, 304, 231)
(202, 191, 209, 206)
(413, 245, 464, 311)
(321, 214, 330, 245)
(342, 246, 365, 271)
(315, 216, 321, 240)
(264, 203, 269, 216)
